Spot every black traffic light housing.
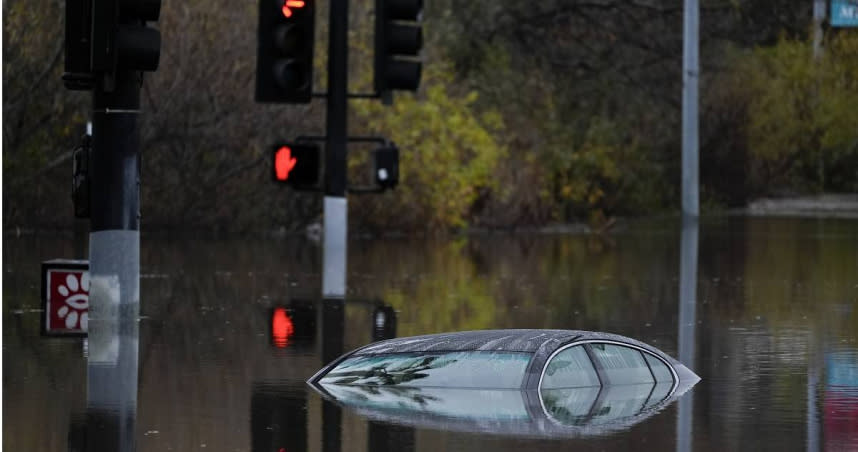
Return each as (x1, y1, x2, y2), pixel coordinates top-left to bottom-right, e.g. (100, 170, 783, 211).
(91, 0, 161, 76)
(371, 305, 397, 341)
(373, 145, 399, 190)
(64, 0, 95, 90)
(374, 0, 423, 95)
(256, 0, 316, 103)
(272, 142, 321, 190)
(64, 0, 161, 91)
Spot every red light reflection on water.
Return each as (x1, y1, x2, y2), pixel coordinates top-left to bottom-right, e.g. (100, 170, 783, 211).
(272, 308, 295, 348)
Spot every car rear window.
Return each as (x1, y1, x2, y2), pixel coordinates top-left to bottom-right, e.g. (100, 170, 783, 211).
(319, 351, 533, 389)
(541, 345, 600, 389)
(589, 343, 655, 385)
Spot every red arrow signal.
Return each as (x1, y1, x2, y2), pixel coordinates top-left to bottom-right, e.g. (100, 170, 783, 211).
(281, 0, 306, 18)
(274, 146, 298, 181)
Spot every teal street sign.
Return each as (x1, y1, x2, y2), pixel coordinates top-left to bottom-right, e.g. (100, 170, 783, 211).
(831, 0, 858, 27)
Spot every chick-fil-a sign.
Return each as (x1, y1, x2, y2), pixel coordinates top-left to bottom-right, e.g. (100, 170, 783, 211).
(42, 260, 89, 336)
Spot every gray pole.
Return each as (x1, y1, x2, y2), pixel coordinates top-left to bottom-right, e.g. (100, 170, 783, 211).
(87, 69, 141, 452)
(323, 0, 348, 299)
(676, 216, 698, 452)
(813, 0, 826, 60)
(682, 0, 700, 217)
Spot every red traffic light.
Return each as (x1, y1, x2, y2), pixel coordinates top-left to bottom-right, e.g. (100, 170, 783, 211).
(281, 0, 306, 18)
(271, 143, 320, 189)
(256, 0, 315, 103)
(274, 146, 298, 181)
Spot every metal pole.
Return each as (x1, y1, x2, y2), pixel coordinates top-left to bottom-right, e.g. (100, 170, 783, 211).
(676, 215, 698, 452)
(87, 69, 141, 452)
(813, 0, 826, 60)
(73, 121, 94, 259)
(812, 0, 827, 188)
(323, 0, 348, 299)
(682, 0, 700, 217)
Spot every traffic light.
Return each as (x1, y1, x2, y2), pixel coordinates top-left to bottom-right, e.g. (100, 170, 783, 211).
(64, 0, 161, 90)
(90, 0, 162, 76)
(63, 0, 94, 90)
(272, 143, 320, 189)
(374, 0, 423, 94)
(371, 305, 397, 341)
(373, 145, 399, 190)
(256, 0, 316, 103)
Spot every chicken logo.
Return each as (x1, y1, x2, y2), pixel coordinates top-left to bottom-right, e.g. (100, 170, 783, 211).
(45, 270, 89, 334)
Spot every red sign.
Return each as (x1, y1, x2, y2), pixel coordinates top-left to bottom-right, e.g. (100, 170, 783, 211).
(42, 260, 89, 336)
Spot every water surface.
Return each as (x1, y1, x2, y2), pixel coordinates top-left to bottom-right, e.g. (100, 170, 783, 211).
(3, 216, 857, 451)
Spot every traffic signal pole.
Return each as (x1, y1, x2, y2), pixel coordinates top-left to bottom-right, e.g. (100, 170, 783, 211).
(321, 4, 348, 450)
(323, 0, 348, 299)
(87, 69, 142, 452)
(681, 0, 699, 217)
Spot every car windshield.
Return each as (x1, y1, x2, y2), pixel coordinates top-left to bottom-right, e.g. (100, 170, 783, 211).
(319, 351, 533, 389)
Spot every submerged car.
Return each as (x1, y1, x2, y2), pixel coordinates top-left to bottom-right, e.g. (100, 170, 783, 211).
(307, 329, 700, 437)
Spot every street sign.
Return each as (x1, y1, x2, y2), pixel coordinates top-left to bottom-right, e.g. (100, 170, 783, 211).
(831, 0, 858, 27)
(41, 259, 89, 336)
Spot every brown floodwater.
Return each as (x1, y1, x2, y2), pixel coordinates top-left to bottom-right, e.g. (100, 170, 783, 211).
(3, 216, 857, 451)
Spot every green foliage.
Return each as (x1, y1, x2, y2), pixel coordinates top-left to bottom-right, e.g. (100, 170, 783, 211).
(731, 34, 858, 193)
(380, 240, 501, 335)
(3, 0, 855, 233)
(352, 65, 507, 230)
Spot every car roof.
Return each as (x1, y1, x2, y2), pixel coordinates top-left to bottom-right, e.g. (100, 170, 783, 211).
(355, 329, 581, 354)
(310, 329, 699, 395)
(353, 329, 679, 364)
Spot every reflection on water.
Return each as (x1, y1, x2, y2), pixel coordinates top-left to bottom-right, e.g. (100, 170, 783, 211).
(677, 215, 698, 452)
(83, 230, 141, 452)
(322, 385, 530, 420)
(3, 217, 857, 451)
(311, 379, 685, 439)
(320, 351, 531, 388)
(824, 350, 858, 451)
(251, 383, 307, 452)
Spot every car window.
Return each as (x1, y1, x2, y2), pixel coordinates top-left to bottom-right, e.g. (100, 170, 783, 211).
(319, 351, 532, 389)
(589, 343, 654, 385)
(541, 345, 600, 389)
(643, 353, 673, 383)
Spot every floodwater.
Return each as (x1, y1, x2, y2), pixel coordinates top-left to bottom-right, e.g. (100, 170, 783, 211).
(3, 216, 857, 451)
